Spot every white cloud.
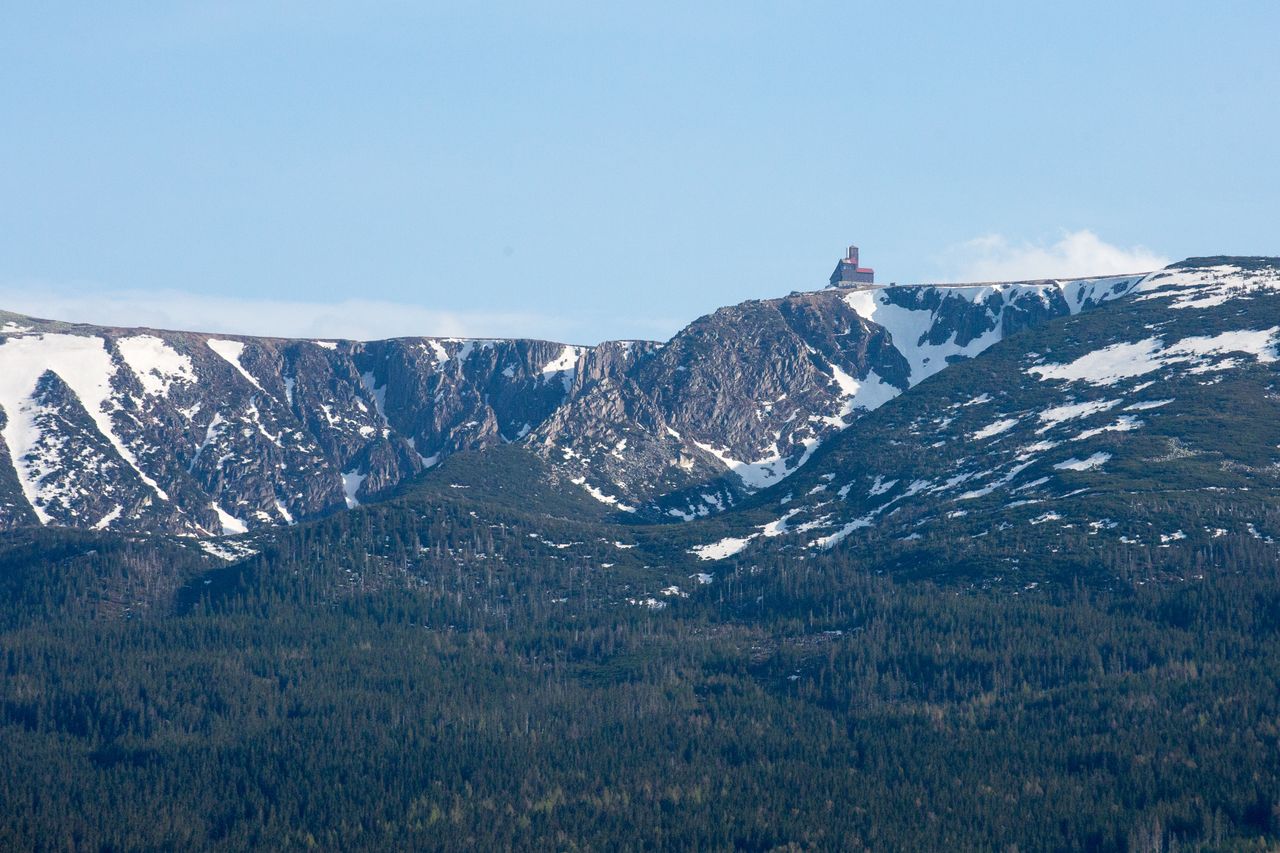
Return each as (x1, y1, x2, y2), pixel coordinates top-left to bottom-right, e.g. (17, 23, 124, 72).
(942, 230, 1169, 283)
(0, 283, 590, 344)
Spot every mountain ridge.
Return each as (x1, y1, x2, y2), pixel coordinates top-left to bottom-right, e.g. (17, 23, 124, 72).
(1, 259, 1272, 545)
(681, 257, 1280, 576)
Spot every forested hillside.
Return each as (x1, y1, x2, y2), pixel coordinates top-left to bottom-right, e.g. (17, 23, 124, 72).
(3, 528, 1280, 850)
(2, 259, 1279, 850)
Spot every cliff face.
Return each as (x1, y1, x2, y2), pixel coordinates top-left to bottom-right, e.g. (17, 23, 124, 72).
(0, 320, 644, 535)
(0, 272, 1145, 536)
(533, 275, 1144, 519)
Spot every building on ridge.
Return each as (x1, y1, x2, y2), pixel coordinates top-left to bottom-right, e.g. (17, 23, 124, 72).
(829, 245, 875, 287)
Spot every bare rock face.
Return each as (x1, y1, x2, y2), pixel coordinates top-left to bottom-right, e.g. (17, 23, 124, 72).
(532, 275, 1147, 519)
(0, 271, 1148, 536)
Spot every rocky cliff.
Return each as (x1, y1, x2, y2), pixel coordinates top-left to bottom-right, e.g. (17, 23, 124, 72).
(0, 270, 1151, 536)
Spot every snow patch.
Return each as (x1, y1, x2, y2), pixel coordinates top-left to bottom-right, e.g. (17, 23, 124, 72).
(1028, 328, 1280, 386)
(819, 364, 900, 427)
(694, 437, 820, 491)
(812, 514, 875, 549)
(541, 345, 583, 392)
(690, 535, 756, 561)
(570, 476, 637, 512)
(1124, 398, 1173, 411)
(759, 508, 800, 537)
(1037, 399, 1121, 431)
(868, 476, 897, 496)
(359, 371, 388, 427)
(199, 538, 259, 561)
(117, 335, 196, 398)
(213, 503, 248, 535)
(427, 340, 450, 365)
(844, 288, 1002, 384)
(1074, 416, 1141, 441)
(971, 418, 1018, 440)
(342, 470, 367, 509)
(1054, 451, 1111, 471)
(92, 505, 123, 530)
(207, 339, 264, 391)
(189, 412, 226, 471)
(1133, 264, 1280, 310)
(957, 460, 1036, 500)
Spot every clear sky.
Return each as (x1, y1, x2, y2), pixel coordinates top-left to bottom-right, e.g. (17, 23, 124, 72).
(3, 1, 1277, 343)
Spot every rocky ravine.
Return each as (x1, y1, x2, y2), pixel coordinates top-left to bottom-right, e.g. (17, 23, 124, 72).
(0, 270, 1149, 536)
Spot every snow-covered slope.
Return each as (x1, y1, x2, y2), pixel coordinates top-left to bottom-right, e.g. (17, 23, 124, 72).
(685, 258, 1280, 567)
(4, 258, 1273, 543)
(538, 272, 1147, 519)
(0, 319, 642, 537)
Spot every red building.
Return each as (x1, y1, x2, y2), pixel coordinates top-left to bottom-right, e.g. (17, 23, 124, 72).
(829, 245, 875, 287)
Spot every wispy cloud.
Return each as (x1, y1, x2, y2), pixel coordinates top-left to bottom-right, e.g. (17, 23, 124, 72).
(941, 230, 1169, 283)
(0, 283, 593, 344)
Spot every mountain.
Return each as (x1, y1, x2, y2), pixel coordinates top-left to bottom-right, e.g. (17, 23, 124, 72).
(533, 272, 1145, 520)
(0, 269, 1149, 538)
(0, 314, 646, 536)
(5, 257, 1280, 852)
(683, 257, 1280, 586)
(172, 257, 1276, 616)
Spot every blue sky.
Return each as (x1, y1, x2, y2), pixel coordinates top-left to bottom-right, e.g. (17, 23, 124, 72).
(2, 1, 1277, 342)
